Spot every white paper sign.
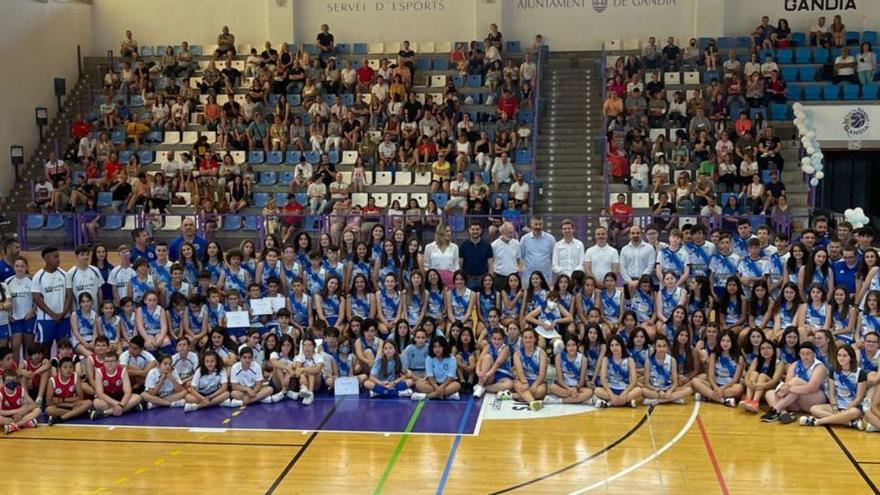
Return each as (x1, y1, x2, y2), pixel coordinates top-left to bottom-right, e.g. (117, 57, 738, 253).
(250, 298, 274, 316)
(334, 376, 360, 396)
(269, 296, 287, 313)
(225, 311, 250, 328)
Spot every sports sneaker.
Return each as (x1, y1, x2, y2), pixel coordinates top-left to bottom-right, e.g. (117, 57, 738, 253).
(285, 390, 300, 401)
(299, 387, 314, 401)
(89, 409, 106, 420)
(694, 393, 704, 402)
(529, 400, 544, 411)
(23, 419, 37, 429)
(260, 395, 274, 404)
(643, 398, 658, 406)
(630, 400, 639, 408)
(761, 409, 780, 423)
(229, 399, 244, 408)
(473, 384, 485, 398)
(48, 416, 63, 426)
(799, 415, 817, 426)
(135, 403, 145, 413)
(723, 398, 736, 408)
(543, 395, 562, 405)
(673, 398, 686, 405)
(184, 403, 198, 413)
(447, 392, 460, 401)
(220, 399, 233, 407)
(399, 388, 413, 398)
(369, 390, 378, 398)
(497, 390, 513, 401)
(145, 402, 156, 410)
(170, 400, 186, 408)
(302, 394, 314, 406)
(849, 420, 861, 429)
(738, 400, 749, 411)
(594, 398, 609, 408)
(411, 392, 427, 401)
(4, 423, 19, 434)
(867, 422, 879, 433)
(779, 412, 796, 424)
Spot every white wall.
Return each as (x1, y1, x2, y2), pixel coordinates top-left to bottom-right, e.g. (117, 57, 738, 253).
(724, 0, 871, 36)
(0, 0, 93, 195)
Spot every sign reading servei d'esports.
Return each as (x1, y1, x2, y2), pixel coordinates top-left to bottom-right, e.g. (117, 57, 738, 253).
(325, 0, 446, 13)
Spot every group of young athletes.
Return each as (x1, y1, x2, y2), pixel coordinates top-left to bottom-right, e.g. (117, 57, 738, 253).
(1, 217, 880, 434)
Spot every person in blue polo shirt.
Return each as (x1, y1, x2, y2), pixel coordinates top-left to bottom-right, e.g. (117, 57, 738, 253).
(458, 221, 494, 291)
(833, 245, 859, 295)
(169, 217, 208, 262)
(129, 228, 156, 263)
(0, 239, 20, 282)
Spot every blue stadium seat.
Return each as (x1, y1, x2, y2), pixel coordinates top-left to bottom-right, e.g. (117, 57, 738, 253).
(448, 215, 466, 232)
(145, 131, 163, 143)
(26, 215, 44, 230)
(274, 192, 288, 206)
(328, 150, 339, 164)
(452, 75, 465, 87)
(268, 94, 281, 106)
(716, 37, 734, 49)
(515, 149, 532, 164)
(353, 43, 368, 55)
(777, 49, 793, 64)
(831, 47, 842, 60)
(223, 215, 241, 230)
(864, 31, 878, 46)
(781, 67, 797, 82)
(813, 47, 829, 64)
(703, 70, 719, 82)
(785, 85, 802, 101)
(432, 193, 449, 208)
(303, 43, 317, 54)
(518, 110, 534, 124)
(759, 49, 776, 61)
(843, 84, 860, 100)
(253, 193, 269, 208)
(267, 151, 283, 165)
(300, 113, 311, 125)
(279, 171, 294, 184)
(111, 131, 126, 144)
(770, 103, 790, 120)
(336, 43, 351, 55)
(140, 46, 154, 57)
(846, 31, 861, 45)
(862, 84, 879, 99)
(490, 192, 509, 205)
(341, 93, 354, 106)
(138, 150, 153, 164)
(286, 151, 302, 164)
(259, 171, 276, 186)
(102, 215, 123, 230)
(97, 192, 112, 208)
(191, 45, 203, 56)
(415, 58, 432, 71)
(304, 151, 320, 164)
(822, 83, 840, 100)
(762, 170, 772, 183)
(795, 47, 812, 64)
(248, 151, 265, 164)
(323, 94, 335, 106)
(467, 75, 482, 87)
(697, 38, 711, 50)
(295, 193, 309, 206)
(155, 45, 166, 56)
(799, 66, 817, 82)
(243, 216, 259, 231)
(44, 214, 64, 231)
(791, 32, 806, 47)
(736, 37, 751, 48)
(804, 85, 821, 101)
(289, 94, 302, 106)
(433, 58, 449, 70)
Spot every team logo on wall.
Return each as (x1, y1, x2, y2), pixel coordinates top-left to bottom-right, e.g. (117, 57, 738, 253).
(843, 107, 870, 137)
(592, 0, 608, 13)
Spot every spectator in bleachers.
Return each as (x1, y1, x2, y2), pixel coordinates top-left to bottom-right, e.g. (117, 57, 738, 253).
(752, 16, 775, 49)
(509, 173, 530, 212)
(446, 172, 469, 214)
(775, 19, 792, 48)
(858, 42, 877, 86)
(662, 37, 681, 71)
(743, 174, 765, 214)
(765, 72, 786, 104)
(670, 172, 694, 214)
(120, 30, 137, 60)
(830, 15, 846, 48)
(705, 39, 719, 70)
(811, 16, 831, 48)
(629, 154, 650, 192)
(688, 108, 712, 140)
(756, 127, 783, 172)
(760, 54, 778, 80)
(700, 195, 722, 216)
(694, 171, 716, 207)
(683, 38, 701, 69)
(28, 176, 54, 211)
(215, 26, 236, 59)
(44, 151, 69, 185)
(833, 46, 860, 85)
(739, 152, 759, 188)
(315, 24, 335, 67)
(642, 37, 661, 69)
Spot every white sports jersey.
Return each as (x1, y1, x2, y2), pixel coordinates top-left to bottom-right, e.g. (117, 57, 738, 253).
(191, 368, 227, 395)
(230, 361, 263, 387)
(5, 276, 32, 321)
(144, 367, 181, 397)
(109, 266, 137, 297)
(31, 268, 68, 319)
(171, 351, 199, 380)
(66, 265, 104, 306)
(119, 349, 156, 370)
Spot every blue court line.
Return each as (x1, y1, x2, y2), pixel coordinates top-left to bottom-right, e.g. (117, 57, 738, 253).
(435, 396, 475, 494)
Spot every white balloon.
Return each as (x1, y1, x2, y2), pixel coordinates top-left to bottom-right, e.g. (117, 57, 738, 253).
(845, 208, 856, 217)
(806, 131, 816, 139)
(801, 157, 812, 166)
(814, 152, 824, 161)
(855, 207, 865, 216)
(814, 163, 824, 172)
(793, 102, 804, 111)
(810, 178, 819, 186)
(802, 165, 815, 174)
(806, 147, 816, 155)
(815, 171, 824, 179)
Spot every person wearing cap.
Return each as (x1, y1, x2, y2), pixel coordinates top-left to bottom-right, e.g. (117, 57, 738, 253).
(761, 342, 828, 424)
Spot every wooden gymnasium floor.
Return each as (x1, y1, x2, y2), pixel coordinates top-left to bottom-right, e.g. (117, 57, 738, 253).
(6, 252, 880, 494)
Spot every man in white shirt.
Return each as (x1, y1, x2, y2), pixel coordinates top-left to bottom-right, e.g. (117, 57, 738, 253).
(66, 245, 104, 308)
(307, 179, 328, 214)
(619, 226, 657, 295)
(292, 158, 314, 190)
(370, 75, 390, 104)
(552, 220, 585, 278)
(491, 222, 521, 290)
(491, 153, 515, 190)
(309, 98, 331, 121)
(509, 173, 530, 211)
(109, 245, 136, 305)
(119, 335, 157, 390)
(230, 346, 280, 404)
(328, 172, 350, 208)
(32, 246, 70, 353)
(519, 53, 537, 84)
(583, 227, 620, 281)
(834, 46, 859, 85)
(44, 150, 69, 184)
(700, 196, 722, 216)
(161, 150, 180, 185)
(520, 216, 555, 283)
(418, 112, 438, 139)
(445, 173, 468, 213)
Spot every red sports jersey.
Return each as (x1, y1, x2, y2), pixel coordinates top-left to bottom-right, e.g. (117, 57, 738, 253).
(0, 385, 23, 411)
(89, 353, 106, 375)
(100, 367, 124, 395)
(23, 359, 44, 389)
(51, 374, 77, 400)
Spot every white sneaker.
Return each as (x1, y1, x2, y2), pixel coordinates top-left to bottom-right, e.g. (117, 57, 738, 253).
(595, 398, 609, 408)
(446, 392, 460, 401)
(220, 399, 233, 407)
(170, 400, 186, 408)
(867, 423, 879, 433)
(674, 398, 686, 405)
(723, 398, 736, 408)
(285, 390, 300, 401)
(497, 390, 513, 401)
(369, 390, 378, 398)
(302, 394, 314, 406)
(145, 402, 156, 410)
(529, 400, 544, 411)
(272, 392, 286, 403)
(643, 398, 658, 406)
(799, 415, 817, 426)
(411, 392, 427, 401)
(543, 395, 562, 405)
(473, 384, 485, 398)
(299, 387, 314, 400)
(184, 403, 198, 413)
(229, 399, 243, 407)
(260, 394, 275, 404)
(399, 388, 413, 398)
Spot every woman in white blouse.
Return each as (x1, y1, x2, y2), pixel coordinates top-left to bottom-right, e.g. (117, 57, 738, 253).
(423, 223, 459, 287)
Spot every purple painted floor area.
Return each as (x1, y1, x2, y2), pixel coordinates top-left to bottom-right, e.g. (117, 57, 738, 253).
(66, 393, 483, 434)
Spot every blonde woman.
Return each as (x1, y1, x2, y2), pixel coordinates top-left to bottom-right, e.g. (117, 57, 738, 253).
(423, 223, 459, 287)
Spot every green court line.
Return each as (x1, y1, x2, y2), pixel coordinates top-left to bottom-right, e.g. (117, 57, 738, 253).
(373, 400, 426, 494)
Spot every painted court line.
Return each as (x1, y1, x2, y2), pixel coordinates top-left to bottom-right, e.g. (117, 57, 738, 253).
(374, 400, 426, 494)
(58, 420, 476, 437)
(826, 426, 880, 494)
(696, 416, 730, 495)
(567, 401, 701, 495)
(435, 396, 476, 494)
